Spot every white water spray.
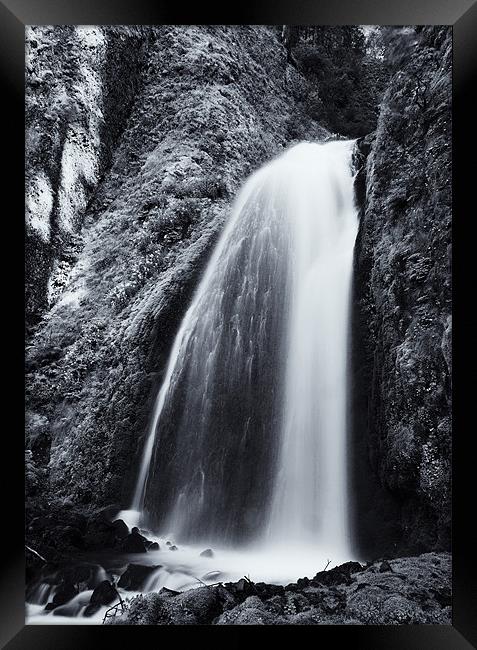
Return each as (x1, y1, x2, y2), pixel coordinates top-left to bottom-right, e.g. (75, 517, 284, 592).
(265, 140, 358, 557)
(124, 139, 359, 562)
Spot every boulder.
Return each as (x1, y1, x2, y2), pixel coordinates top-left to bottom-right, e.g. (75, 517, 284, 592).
(90, 580, 118, 606)
(117, 564, 162, 591)
(111, 519, 129, 539)
(217, 595, 279, 625)
(311, 561, 364, 587)
(200, 548, 214, 558)
(379, 560, 393, 573)
(121, 528, 148, 553)
(44, 582, 78, 610)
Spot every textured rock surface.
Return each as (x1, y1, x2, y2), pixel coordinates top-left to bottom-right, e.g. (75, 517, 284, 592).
(351, 27, 452, 558)
(108, 553, 451, 625)
(25, 26, 147, 330)
(25, 26, 330, 513)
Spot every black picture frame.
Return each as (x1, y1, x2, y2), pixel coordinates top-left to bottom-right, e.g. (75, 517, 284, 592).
(3, 0, 476, 647)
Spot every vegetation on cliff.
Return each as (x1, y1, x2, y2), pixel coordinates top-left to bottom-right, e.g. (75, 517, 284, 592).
(352, 26, 451, 557)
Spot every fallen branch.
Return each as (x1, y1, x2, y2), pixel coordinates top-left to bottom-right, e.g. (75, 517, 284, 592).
(25, 545, 47, 563)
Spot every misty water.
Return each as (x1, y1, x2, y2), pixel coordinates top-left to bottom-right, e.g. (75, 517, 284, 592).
(28, 139, 360, 624)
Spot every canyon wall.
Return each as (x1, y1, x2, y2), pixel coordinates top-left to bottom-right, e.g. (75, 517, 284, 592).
(351, 26, 451, 557)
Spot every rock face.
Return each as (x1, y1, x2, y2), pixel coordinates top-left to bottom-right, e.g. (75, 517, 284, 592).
(25, 26, 147, 331)
(25, 25, 329, 514)
(351, 27, 452, 558)
(108, 553, 451, 625)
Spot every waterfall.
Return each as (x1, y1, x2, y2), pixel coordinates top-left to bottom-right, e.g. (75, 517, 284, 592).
(126, 139, 359, 557)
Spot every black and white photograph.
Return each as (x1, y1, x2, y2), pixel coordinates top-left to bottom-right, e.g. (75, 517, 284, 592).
(23, 23, 453, 627)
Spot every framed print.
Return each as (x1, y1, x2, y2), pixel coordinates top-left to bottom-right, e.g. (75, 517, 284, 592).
(1, 0, 476, 647)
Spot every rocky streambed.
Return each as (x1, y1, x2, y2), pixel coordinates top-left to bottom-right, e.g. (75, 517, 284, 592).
(26, 513, 451, 625)
(106, 553, 452, 625)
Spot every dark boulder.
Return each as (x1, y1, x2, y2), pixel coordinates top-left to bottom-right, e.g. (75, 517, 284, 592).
(90, 580, 118, 606)
(84, 511, 130, 550)
(379, 560, 393, 573)
(312, 561, 364, 587)
(159, 586, 180, 597)
(169, 545, 178, 551)
(44, 582, 78, 610)
(200, 548, 214, 558)
(58, 563, 110, 590)
(111, 519, 129, 539)
(117, 564, 162, 590)
(148, 542, 160, 551)
(121, 528, 148, 553)
(224, 577, 256, 603)
(254, 582, 285, 599)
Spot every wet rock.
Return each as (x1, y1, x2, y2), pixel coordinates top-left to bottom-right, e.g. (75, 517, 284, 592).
(121, 528, 148, 553)
(169, 545, 178, 551)
(201, 570, 223, 582)
(56, 563, 107, 591)
(111, 519, 129, 539)
(379, 560, 393, 573)
(83, 604, 101, 618)
(117, 564, 162, 590)
(44, 582, 78, 610)
(200, 548, 214, 558)
(159, 587, 180, 597)
(148, 542, 160, 551)
(90, 580, 118, 606)
(311, 561, 364, 587)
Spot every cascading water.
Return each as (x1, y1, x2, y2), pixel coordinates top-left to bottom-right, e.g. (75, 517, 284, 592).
(124, 139, 359, 564)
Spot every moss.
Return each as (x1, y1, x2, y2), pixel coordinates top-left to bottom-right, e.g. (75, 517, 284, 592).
(352, 27, 451, 556)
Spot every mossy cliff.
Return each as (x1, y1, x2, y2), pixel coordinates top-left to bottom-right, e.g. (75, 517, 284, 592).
(25, 25, 329, 514)
(351, 26, 451, 558)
